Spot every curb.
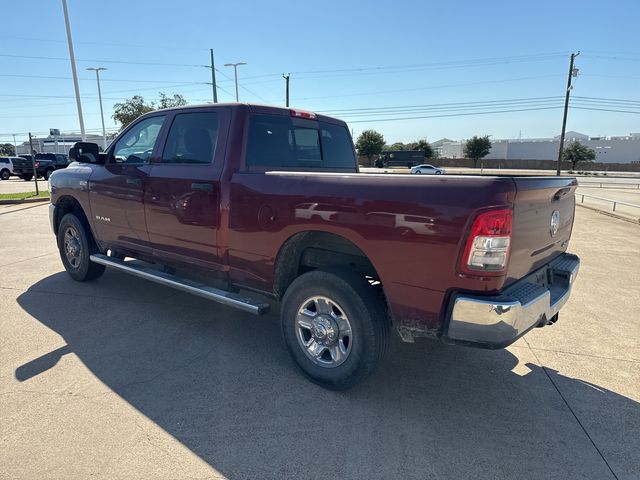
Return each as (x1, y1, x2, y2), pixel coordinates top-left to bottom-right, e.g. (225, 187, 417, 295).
(576, 203, 640, 224)
(0, 197, 50, 205)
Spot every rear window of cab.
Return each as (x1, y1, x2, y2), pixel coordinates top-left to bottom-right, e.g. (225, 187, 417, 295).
(246, 115, 355, 170)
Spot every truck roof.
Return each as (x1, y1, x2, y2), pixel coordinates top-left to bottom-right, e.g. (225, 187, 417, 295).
(152, 102, 346, 126)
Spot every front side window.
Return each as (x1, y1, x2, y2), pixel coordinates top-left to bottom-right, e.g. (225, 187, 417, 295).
(112, 115, 165, 164)
(246, 115, 355, 169)
(161, 112, 219, 164)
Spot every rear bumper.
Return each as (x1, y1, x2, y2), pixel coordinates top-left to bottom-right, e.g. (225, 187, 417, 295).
(442, 253, 580, 349)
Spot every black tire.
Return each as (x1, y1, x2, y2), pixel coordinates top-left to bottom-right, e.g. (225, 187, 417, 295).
(0, 169, 9, 180)
(281, 269, 389, 390)
(57, 213, 105, 282)
(414, 170, 422, 174)
(435, 171, 442, 175)
(44, 168, 54, 180)
(22, 174, 32, 181)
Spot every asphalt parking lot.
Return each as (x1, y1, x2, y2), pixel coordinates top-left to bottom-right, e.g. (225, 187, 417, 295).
(1, 203, 638, 480)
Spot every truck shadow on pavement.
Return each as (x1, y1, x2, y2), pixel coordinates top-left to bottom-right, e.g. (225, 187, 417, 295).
(15, 271, 639, 480)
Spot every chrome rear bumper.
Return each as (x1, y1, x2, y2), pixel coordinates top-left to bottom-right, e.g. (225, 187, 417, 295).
(443, 253, 580, 349)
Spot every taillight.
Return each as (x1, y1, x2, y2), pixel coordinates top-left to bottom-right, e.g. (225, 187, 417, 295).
(459, 208, 512, 275)
(34, 161, 40, 168)
(290, 109, 317, 120)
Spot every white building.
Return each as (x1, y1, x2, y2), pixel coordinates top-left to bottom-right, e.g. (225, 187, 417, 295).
(15, 133, 110, 155)
(439, 132, 640, 164)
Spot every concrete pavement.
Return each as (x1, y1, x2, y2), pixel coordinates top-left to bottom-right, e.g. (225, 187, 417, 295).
(0, 204, 638, 479)
(0, 177, 48, 195)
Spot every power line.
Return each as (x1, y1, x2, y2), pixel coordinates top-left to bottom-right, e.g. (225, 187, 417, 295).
(318, 96, 564, 113)
(293, 75, 564, 101)
(0, 35, 210, 51)
(0, 53, 202, 68)
(346, 106, 564, 124)
(214, 68, 271, 102)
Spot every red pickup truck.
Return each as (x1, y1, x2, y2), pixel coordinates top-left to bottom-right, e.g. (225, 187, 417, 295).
(48, 103, 580, 389)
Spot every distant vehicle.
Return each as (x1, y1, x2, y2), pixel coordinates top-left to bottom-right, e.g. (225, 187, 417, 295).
(12, 156, 35, 181)
(410, 164, 445, 175)
(12, 153, 70, 180)
(35, 153, 71, 180)
(376, 150, 424, 168)
(0, 157, 15, 180)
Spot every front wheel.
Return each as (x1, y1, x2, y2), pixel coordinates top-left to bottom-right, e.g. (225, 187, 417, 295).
(414, 170, 422, 174)
(57, 213, 105, 281)
(0, 169, 9, 180)
(281, 269, 389, 390)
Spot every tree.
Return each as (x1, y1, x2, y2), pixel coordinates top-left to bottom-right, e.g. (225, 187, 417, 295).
(464, 135, 492, 168)
(158, 93, 187, 109)
(407, 139, 434, 159)
(388, 142, 407, 150)
(562, 141, 596, 169)
(0, 143, 15, 156)
(112, 92, 188, 130)
(355, 130, 385, 163)
(112, 95, 154, 130)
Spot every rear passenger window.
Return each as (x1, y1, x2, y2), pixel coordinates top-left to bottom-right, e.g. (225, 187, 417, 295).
(161, 112, 219, 164)
(246, 114, 355, 170)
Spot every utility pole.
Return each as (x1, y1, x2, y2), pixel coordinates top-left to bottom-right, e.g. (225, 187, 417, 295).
(210, 49, 218, 103)
(223, 62, 247, 102)
(87, 67, 107, 149)
(12, 134, 18, 155)
(28, 133, 39, 195)
(283, 73, 290, 107)
(61, 0, 85, 141)
(556, 51, 580, 176)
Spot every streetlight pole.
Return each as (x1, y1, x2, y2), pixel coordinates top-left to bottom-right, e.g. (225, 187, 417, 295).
(556, 51, 580, 176)
(283, 73, 290, 107)
(223, 62, 247, 102)
(61, 0, 86, 141)
(210, 49, 218, 103)
(87, 67, 108, 150)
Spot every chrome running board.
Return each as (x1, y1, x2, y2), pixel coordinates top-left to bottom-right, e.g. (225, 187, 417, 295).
(89, 254, 270, 315)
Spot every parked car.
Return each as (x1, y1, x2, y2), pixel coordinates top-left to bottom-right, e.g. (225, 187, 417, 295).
(48, 103, 580, 389)
(12, 153, 70, 180)
(410, 164, 445, 175)
(35, 153, 71, 180)
(12, 155, 35, 181)
(0, 157, 15, 180)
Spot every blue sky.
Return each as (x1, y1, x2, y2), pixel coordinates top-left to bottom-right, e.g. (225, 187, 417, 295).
(1, 0, 639, 146)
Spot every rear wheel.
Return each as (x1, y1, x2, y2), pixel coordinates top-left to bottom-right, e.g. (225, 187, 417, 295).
(281, 269, 388, 390)
(44, 168, 54, 180)
(0, 169, 9, 180)
(57, 213, 105, 281)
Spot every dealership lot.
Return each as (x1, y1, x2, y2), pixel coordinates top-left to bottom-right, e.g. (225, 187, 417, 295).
(0, 203, 638, 480)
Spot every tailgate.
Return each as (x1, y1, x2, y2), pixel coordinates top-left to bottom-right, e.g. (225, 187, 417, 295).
(506, 176, 577, 285)
(12, 158, 31, 171)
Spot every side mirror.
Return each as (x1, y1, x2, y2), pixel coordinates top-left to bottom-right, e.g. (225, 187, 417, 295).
(69, 142, 104, 164)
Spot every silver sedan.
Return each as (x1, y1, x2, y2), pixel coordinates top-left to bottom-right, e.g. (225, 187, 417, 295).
(410, 164, 445, 175)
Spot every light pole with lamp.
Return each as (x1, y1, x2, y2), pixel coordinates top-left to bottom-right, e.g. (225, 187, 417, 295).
(86, 67, 108, 150)
(223, 62, 247, 102)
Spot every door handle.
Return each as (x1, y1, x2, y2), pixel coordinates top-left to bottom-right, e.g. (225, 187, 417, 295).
(126, 178, 142, 186)
(191, 182, 213, 192)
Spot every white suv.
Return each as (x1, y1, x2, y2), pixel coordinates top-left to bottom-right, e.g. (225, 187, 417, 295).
(0, 157, 15, 180)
